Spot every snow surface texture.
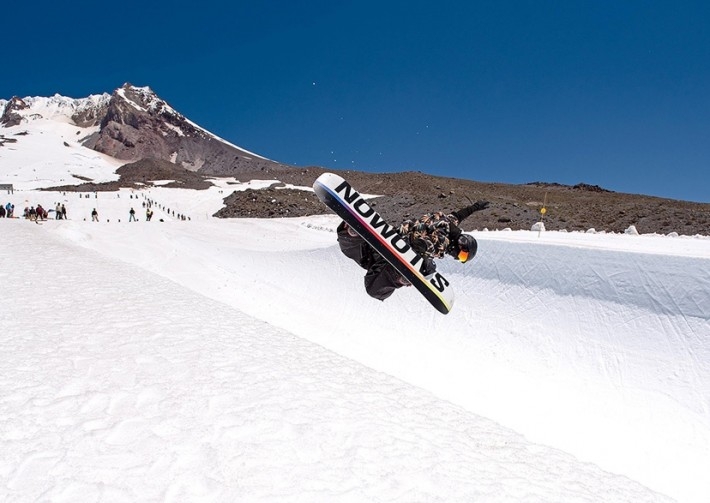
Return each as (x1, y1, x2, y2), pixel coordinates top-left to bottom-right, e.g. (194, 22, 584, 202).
(1, 103, 709, 502)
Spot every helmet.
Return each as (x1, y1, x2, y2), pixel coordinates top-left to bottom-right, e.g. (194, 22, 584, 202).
(455, 234, 477, 263)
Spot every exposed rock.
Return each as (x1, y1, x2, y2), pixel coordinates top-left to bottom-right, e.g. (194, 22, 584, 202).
(0, 97, 29, 127)
(44, 158, 213, 192)
(213, 186, 324, 218)
(213, 168, 710, 236)
(71, 99, 109, 127)
(84, 83, 286, 177)
(573, 183, 612, 193)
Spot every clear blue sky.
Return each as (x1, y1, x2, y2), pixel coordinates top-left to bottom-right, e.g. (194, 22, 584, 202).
(3, 1, 709, 202)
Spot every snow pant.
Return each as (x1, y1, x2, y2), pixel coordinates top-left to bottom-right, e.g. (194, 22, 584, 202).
(336, 221, 407, 301)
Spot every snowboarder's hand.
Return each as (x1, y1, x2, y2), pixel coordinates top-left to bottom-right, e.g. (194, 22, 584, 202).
(421, 258, 437, 276)
(410, 237, 428, 255)
(472, 200, 490, 211)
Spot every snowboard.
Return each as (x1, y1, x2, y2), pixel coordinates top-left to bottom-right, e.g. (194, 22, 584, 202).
(313, 172, 454, 314)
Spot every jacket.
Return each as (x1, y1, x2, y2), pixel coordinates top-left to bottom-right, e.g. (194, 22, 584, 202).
(398, 201, 488, 259)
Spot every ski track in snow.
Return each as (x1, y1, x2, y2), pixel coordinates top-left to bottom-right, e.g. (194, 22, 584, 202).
(0, 222, 675, 503)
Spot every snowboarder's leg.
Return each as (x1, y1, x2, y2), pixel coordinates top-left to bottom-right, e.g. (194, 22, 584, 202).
(337, 221, 375, 270)
(364, 256, 410, 301)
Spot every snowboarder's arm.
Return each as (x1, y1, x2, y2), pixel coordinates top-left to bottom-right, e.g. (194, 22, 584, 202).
(451, 200, 490, 222)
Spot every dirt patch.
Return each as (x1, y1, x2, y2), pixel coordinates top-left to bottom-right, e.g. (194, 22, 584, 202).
(223, 168, 710, 236)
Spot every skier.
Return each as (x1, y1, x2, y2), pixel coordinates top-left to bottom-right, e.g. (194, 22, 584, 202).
(129, 207, 137, 222)
(336, 200, 490, 301)
(91, 208, 99, 222)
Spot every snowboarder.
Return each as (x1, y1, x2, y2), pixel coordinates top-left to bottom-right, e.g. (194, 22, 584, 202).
(336, 200, 490, 301)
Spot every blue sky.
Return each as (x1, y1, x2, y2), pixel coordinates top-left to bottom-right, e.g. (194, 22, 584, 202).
(3, 1, 709, 202)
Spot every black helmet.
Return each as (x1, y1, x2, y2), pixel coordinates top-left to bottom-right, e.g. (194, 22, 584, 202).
(455, 233, 477, 263)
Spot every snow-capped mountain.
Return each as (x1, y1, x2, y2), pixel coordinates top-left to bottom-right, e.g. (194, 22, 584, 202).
(0, 83, 285, 178)
(0, 92, 110, 128)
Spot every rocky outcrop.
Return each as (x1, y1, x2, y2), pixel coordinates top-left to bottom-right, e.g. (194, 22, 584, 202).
(84, 83, 287, 176)
(71, 99, 109, 127)
(0, 97, 30, 127)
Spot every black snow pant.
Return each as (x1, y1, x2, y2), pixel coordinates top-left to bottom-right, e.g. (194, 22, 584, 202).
(336, 221, 407, 301)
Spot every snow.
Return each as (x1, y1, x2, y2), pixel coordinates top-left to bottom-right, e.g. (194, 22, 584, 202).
(2, 107, 710, 502)
(0, 109, 121, 191)
(6, 93, 111, 123)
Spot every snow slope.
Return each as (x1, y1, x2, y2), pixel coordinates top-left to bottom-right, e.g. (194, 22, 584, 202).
(1, 189, 709, 501)
(3, 220, 683, 503)
(0, 99, 121, 191)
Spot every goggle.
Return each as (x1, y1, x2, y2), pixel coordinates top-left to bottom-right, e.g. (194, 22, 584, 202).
(457, 248, 470, 263)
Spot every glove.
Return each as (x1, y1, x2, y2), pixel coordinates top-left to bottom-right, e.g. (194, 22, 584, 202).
(472, 200, 490, 211)
(409, 236, 429, 255)
(421, 257, 437, 276)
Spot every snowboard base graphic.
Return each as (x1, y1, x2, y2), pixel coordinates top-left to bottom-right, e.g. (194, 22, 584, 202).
(313, 172, 454, 314)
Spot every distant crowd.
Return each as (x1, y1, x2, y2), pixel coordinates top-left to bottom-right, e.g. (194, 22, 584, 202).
(1, 191, 193, 223)
(0, 202, 14, 218)
(0, 202, 67, 221)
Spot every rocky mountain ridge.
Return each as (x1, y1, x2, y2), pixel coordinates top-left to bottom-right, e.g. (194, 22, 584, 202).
(214, 167, 710, 236)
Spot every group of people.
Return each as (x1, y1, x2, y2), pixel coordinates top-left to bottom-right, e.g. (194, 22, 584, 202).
(24, 205, 49, 221)
(142, 198, 189, 221)
(0, 202, 69, 221)
(0, 202, 15, 218)
(54, 203, 68, 219)
(90, 207, 153, 222)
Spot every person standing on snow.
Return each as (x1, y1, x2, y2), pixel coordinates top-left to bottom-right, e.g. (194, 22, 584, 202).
(129, 207, 137, 222)
(336, 200, 490, 301)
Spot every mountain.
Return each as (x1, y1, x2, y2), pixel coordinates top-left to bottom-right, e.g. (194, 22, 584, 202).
(0, 83, 286, 177)
(2, 84, 710, 235)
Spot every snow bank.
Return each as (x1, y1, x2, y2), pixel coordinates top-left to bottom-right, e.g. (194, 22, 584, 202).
(1, 222, 674, 502)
